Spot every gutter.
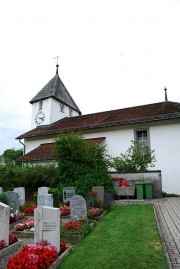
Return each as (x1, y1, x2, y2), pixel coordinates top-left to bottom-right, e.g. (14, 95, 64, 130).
(19, 139, 25, 155)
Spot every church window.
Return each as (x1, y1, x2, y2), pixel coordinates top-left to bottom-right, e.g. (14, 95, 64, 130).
(135, 129, 149, 147)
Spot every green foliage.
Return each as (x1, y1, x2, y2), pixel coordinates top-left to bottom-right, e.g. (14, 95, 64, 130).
(0, 193, 7, 204)
(55, 133, 115, 196)
(162, 191, 179, 197)
(0, 148, 23, 167)
(48, 188, 61, 207)
(110, 140, 156, 173)
(0, 164, 58, 191)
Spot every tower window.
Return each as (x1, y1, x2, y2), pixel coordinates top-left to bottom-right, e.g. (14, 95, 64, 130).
(60, 103, 65, 113)
(69, 108, 73, 116)
(39, 101, 43, 110)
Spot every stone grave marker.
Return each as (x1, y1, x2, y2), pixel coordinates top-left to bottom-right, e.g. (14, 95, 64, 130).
(70, 195, 87, 220)
(37, 194, 53, 207)
(63, 187, 76, 203)
(14, 187, 25, 206)
(34, 206, 60, 252)
(0, 202, 10, 245)
(0, 187, 3, 193)
(38, 187, 49, 195)
(92, 186, 104, 204)
(4, 191, 19, 213)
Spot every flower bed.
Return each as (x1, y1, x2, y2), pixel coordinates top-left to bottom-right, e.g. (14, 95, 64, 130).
(87, 207, 104, 218)
(13, 217, 34, 238)
(61, 219, 95, 244)
(24, 205, 37, 215)
(6, 240, 69, 269)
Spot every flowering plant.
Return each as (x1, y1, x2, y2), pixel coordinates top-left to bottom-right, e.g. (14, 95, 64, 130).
(7, 241, 58, 269)
(14, 217, 34, 231)
(119, 178, 128, 187)
(0, 233, 18, 250)
(0, 240, 6, 250)
(60, 205, 70, 216)
(63, 220, 84, 231)
(24, 205, 37, 214)
(87, 207, 104, 218)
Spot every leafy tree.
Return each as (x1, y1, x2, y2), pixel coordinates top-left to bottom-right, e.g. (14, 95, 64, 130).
(110, 141, 156, 173)
(0, 148, 23, 166)
(55, 133, 115, 195)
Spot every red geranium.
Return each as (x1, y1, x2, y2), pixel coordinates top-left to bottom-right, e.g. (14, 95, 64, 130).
(24, 205, 37, 214)
(7, 242, 58, 269)
(63, 220, 83, 231)
(60, 205, 70, 216)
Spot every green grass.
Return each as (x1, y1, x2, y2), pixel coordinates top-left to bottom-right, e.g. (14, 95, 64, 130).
(58, 205, 168, 269)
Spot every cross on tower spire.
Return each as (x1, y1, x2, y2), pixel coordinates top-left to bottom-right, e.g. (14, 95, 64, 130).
(54, 56, 59, 74)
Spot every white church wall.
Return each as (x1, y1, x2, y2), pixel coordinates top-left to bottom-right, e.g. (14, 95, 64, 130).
(25, 121, 180, 194)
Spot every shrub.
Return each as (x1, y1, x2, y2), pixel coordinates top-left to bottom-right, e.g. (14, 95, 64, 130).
(55, 133, 115, 196)
(110, 140, 156, 173)
(0, 193, 7, 204)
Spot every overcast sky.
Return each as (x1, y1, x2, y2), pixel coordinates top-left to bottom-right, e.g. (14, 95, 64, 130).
(0, 0, 180, 154)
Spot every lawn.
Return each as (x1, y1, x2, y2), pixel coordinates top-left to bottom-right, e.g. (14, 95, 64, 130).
(58, 205, 168, 269)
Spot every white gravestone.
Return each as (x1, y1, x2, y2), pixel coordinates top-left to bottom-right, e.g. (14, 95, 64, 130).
(14, 187, 25, 206)
(70, 195, 87, 220)
(34, 206, 60, 252)
(0, 202, 10, 246)
(37, 194, 53, 207)
(38, 187, 49, 195)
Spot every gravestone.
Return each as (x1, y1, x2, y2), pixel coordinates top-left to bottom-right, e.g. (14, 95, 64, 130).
(4, 191, 19, 213)
(34, 206, 60, 252)
(63, 187, 76, 203)
(38, 187, 49, 195)
(14, 187, 25, 206)
(92, 186, 104, 204)
(0, 187, 3, 193)
(70, 195, 87, 220)
(37, 194, 53, 207)
(0, 202, 10, 246)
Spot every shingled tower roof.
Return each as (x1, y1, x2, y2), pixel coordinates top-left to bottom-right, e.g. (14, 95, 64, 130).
(29, 64, 81, 114)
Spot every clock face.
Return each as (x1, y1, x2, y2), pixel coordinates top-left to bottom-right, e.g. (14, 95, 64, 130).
(35, 110, 45, 126)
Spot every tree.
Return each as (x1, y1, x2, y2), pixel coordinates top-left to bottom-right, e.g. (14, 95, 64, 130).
(55, 133, 115, 195)
(110, 141, 156, 173)
(0, 148, 23, 166)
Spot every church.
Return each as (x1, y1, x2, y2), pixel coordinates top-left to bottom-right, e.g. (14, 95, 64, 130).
(16, 63, 180, 195)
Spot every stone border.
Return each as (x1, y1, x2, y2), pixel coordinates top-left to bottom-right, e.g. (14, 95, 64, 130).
(0, 240, 24, 258)
(12, 231, 34, 238)
(49, 246, 72, 269)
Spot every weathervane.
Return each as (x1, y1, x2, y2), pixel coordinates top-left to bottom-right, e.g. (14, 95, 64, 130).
(54, 56, 59, 74)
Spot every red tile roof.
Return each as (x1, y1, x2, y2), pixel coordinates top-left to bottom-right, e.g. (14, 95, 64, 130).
(17, 137, 106, 162)
(16, 101, 180, 139)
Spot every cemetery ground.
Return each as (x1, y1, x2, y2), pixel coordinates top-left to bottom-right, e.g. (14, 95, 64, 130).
(58, 205, 168, 269)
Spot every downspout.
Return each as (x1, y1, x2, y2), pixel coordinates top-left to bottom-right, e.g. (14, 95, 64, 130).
(19, 139, 25, 155)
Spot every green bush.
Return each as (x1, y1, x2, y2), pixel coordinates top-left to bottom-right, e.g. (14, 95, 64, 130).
(55, 133, 115, 196)
(0, 193, 7, 204)
(110, 140, 156, 173)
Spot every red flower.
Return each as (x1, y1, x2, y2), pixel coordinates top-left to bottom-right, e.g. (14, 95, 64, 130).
(63, 220, 83, 231)
(89, 191, 95, 196)
(60, 205, 70, 216)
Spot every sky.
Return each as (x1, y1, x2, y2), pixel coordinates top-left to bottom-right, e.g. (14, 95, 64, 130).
(0, 0, 180, 154)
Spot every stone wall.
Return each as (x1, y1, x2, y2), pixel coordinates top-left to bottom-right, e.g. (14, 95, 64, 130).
(109, 170, 162, 198)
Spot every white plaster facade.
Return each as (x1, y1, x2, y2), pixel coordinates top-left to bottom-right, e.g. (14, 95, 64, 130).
(23, 120, 180, 194)
(31, 98, 80, 129)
